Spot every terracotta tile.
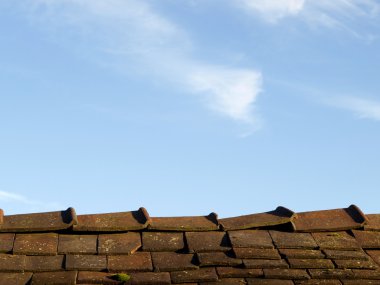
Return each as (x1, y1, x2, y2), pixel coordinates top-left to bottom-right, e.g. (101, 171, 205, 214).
(58, 234, 97, 254)
(31, 271, 77, 285)
(197, 252, 242, 266)
(292, 205, 366, 232)
(0, 254, 26, 272)
(243, 259, 289, 269)
(295, 280, 342, 285)
(74, 208, 149, 231)
(66, 254, 107, 271)
(142, 232, 184, 252)
(199, 278, 246, 285)
(312, 232, 360, 250)
(77, 271, 122, 284)
(108, 252, 153, 272)
(130, 272, 170, 285)
(270, 231, 317, 249)
(98, 233, 141, 255)
(216, 267, 263, 278)
(0, 209, 3, 224)
(264, 269, 310, 280)
(323, 249, 368, 260)
(0, 208, 77, 232)
(364, 214, 380, 231)
(186, 232, 231, 252)
(228, 230, 274, 249)
(334, 258, 378, 269)
(308, 269, 354, 279)
(288, 259, 334, 269)
(246, 280, 294, 285)
(352, 230, 380, 249)
(367, 250, 380, 265)
(171, 267, 218, 283)
(0, 273, 32, 285)
(149, 213, 218, 231)
(342, 281, 380, 285)
(151, 252, 198, 271)
(0, 233, 15, 253)
(233, 248, 280, 259)
(279, 249, 325, 259)
(220, 207, 294, 230)
(352, 269, 380, 279)
(13, 233, 58, 255)
(25, 255, 64, 271)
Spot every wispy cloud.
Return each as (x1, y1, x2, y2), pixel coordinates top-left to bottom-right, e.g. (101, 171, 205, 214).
(327, 96, 380, 121)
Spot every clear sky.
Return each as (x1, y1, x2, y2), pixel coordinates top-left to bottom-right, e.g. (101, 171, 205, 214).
(1, 0, 380, 217)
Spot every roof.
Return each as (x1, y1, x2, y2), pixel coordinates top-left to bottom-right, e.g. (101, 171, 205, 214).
(1, 205, 380, 284)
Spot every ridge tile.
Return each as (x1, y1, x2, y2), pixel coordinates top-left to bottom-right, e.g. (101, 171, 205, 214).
(142, 232, 184, 252)
(13, 233, 58, 255)
(228, 230, 273, 249)
(148, 213, 218, 231)
(186, 232, 231, 252)
(58, 234, 98, 255)
(151, 252, 198, 272)
(312, 232, 360, 250)
(270, 231, 317, 249)
(98, 232, 141, 255)
(0, 272, 32, 285)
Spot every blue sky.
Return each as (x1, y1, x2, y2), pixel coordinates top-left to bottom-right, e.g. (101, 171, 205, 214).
(1, 0, 380, 217)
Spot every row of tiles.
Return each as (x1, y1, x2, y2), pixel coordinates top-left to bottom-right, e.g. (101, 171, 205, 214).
(1, 230, 380, 256)
(2, 205, 379, 233)
(2, 268, 380, 285)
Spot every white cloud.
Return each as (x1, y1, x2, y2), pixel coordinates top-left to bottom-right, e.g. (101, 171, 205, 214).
(328, 96, 380, 121)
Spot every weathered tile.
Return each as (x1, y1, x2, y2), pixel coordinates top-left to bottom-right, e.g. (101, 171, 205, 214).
(228, 230, 273, 249)
(334, 258, 378, 269)
(270, 231, 317, 249)
(295, 280, 342, 285)
(197, 252, 242, 266)
(77, 271, 122, 284)
(288, 259, 334, 269)
(342, 281, 380, 285)
(199, 278, 246, 285)
(323, 249, 368, 260)
(0, 208, 77, 232)
(312, 232, 360, 250)
(233, 248, 280, 259)
(365, 214, 380, 231)
(216, 267, 263, 278)
(31, 271, 77, 285)
(352, 269, 380, 279)
(108, 252, 153, 272)
(279, 249, 325, 259)
(186, 232, 231, 252)
(220, 207, 294, 230)
(247, 280, 294, 285)
(58, 234, 98, 254)
(149, 213, 218, 231)
(292, 205, 367, 232)
(66, 254, 107, 271)
(98, 233, 141, 255)
(352, 230, 380, 249)
(25, 255, 64, 272)
(130, 272, 171, 285)
(0, 209, 3, 225)
(151, 252, 198, 272)
(171, 268, 218, 283)
(0, 234, 15, 253)
(0, 273, 32, 285)
(13, 233, 58, 255)
(142, 232, 184, 252)
(74, 207, 149, 231)
(243, 259, 289, 269)
(367, 250, 380, 265)
(264, 269, 310, 280)
(308, 269, 354, 279)
(0, 254, 26, 272)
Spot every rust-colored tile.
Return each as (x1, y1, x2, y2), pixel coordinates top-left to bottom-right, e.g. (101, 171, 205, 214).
(25, 255, 64, 272)
(171, 267, 218, 283)
(74, 207, 149, 231)
(0, 208, 77, 232)
(31, 271, 77, 285)
(151, 252, 198, 272)
(243, 259, 289, 269)
(77, 271, 121, 284)
(264, 268, 310, 280)
(352, 230, 380, 248)
(142, 232, 184, 252)
(270, 231, 317, 249)
(247, 280, 294, 285)
(367, 250, 380, 265)
(149, 213, 218, 231)
(352, 269, 380, 279)
(186, 232, 231, 252)
(199, 278, 246, 285)
(216, 267, 263, 278)
(197, 252, 242, 266)
(233, 248, 280, 259)
(323, 249, 368, 260)
(98, 232, 141, 255)
(308, 269, 354, 279)
(312, 232, 360, 250)
(0, 234, 14, 253)
(228, 230, 273, 249)
(66, 254, 107, 271)
(292, 205, 366, 232)
(130, 272, 171, 285)
(220, 207, 294, 230)
(0, 273, 32, 285)
(108, 252, 153, 272)
(0, 254, 26, 272)
(58, 234, 97, 254)
(288, 259, 334, 269)
(295, 280, 342, 285)
(364, 214, 380, 231)
(13, 233, 58, 255)
(279, 249, 325, 259)
(334, 258, 378, 269)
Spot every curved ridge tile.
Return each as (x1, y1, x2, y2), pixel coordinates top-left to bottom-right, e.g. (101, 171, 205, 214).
(219, 207, 295, 231)
(0, 208, 77, 233)
(292, 205, 367, 232)
(0, 209, 3, 225)
(74, 207, 150, 231)
(149, 212, 219, 231)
